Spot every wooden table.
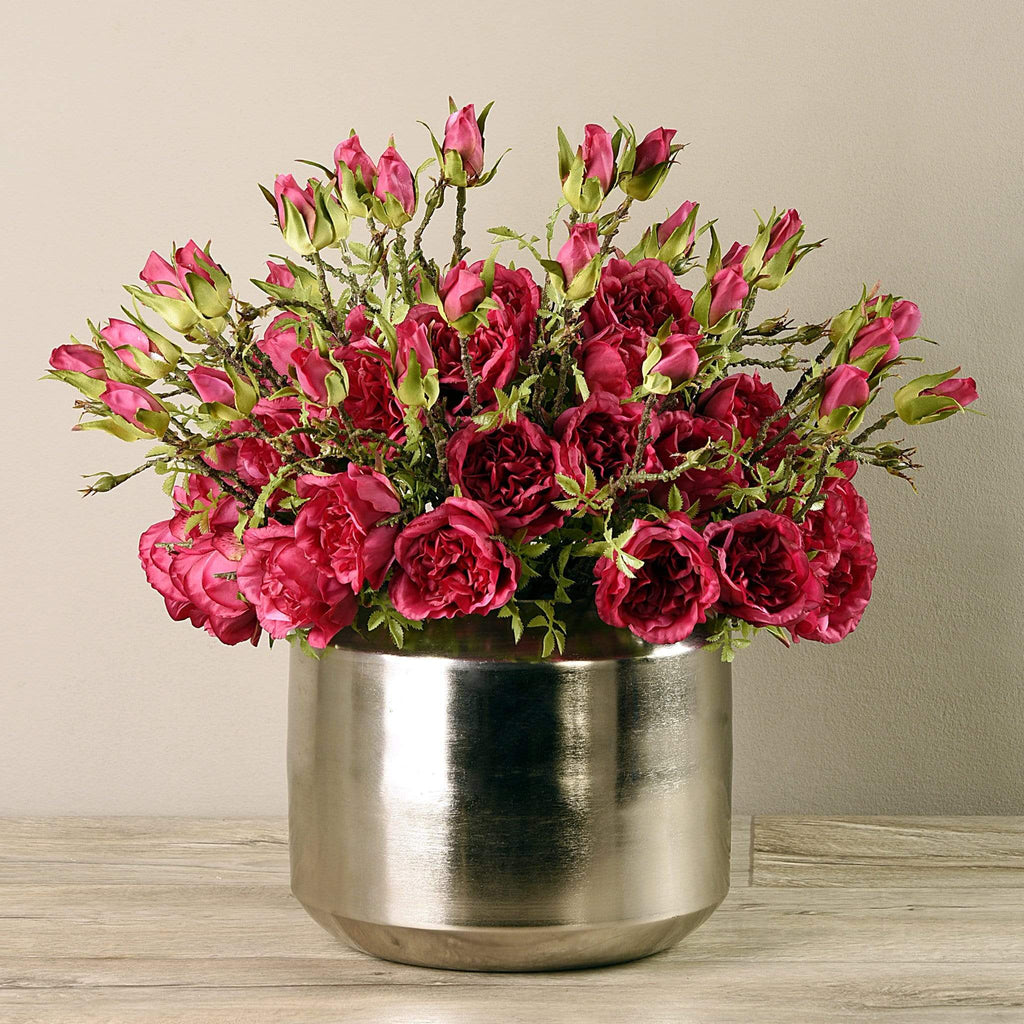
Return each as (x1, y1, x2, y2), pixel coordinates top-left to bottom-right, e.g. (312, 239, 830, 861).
(2, 817, 1022, 1023)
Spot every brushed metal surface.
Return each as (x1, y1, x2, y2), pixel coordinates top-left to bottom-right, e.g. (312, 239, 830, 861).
(288, 611, 732, 971)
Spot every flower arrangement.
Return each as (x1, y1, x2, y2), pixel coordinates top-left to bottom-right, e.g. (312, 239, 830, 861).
(48, 102, 978, 659)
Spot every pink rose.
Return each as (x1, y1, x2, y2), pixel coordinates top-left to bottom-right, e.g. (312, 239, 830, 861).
(295, 464, 401, 591)
(578, 326, 645, 399)
(765, 208, 802, 259)
(291, 346, 337, 406)
(583, 258, 699, 340)
(140, 250, 187, 300)
(171, 474, 240, 535)
(336, 340, 406, 439)
(49, 344, 106, 376)
(334, 133, 377, 192)
(98, 381, 165, 431)
(265, 261, 296, 289)
(251, 397, 329, 458)
(920, 375, 978, 409)
(581, 123, 615, 193)
(849, 317, 900, 366)
(721, 242, 749, 270)
(657, 201, 697, 250)
(633, 127, 676, 175)
(556, 391, 645, 487)
(791, 476, 877, 643)
(447, 416, 571, 540)
(653, 332, 700, 385)
(645, 411, 744, 513)
(389, 498, 519, 620)
(704, 510, 823, 627)
(556, 222, 599, 283)
(443, 104, 485, 180)
(401, 304, 519, 415)
(440, 260, 487, 321)
(257, 313, 302, 376)
(468, 260, 540, 357)
(867, 296, 921, 340)
(696, 373, 783, 440)
(374, 145, 416, 217)
(139, 518, 199, 623)
(174, 239, 217, 287)
(819, 364, 870, 419)
(188, 366, 235, 406)
(707, 265, 749, 325)
(344, 304, 371, 340)
(238, 521, 356, 648)
(273, 174, 317, 236)
(99, 320, 161, 373)
(594, 513, 720, 644)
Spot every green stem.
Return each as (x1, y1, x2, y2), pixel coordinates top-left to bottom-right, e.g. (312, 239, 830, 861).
(310, 252, 341, 333)
(458, 332, 481, 414)
(600, 196, 634, 255)
(852, 410, 898, 445)
(450, 186, 468, 268)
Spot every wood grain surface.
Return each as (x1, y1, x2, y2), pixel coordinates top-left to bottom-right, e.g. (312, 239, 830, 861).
(2, 815, 1022, 1023)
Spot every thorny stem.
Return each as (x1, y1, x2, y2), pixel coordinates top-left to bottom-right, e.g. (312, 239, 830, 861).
(391, 231, 415, 304)
(631, 395, 658, 474)
(311, 253, 341, 333)
(451, 186, 468, 268)
(413, 182, 444, 273)
(852, 410, 898, 445)
(735, 288, 758, 337)
(599, 196, 634, 255)
(458, 333, 481, 414)
(426, 404, 449, 488)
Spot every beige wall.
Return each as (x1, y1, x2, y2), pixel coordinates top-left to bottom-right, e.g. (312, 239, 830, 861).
(3, 0, 1022, 815)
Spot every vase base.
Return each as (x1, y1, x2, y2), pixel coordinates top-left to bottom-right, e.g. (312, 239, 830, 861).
(298, 900, 723, 972)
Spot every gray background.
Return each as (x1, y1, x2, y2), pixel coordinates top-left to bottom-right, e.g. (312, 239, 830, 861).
(3, 0, 1022, 814)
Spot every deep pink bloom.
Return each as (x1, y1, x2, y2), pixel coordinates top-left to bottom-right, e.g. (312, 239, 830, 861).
(867, 296, 921, 340)
(295, 466, 400, 591)
(849, 317, 900, 366)
(791, 476, 877, 643)
(577, 326, 646, 399)
(721, 242, 749, 270)
(644, 411, 744, 513)
(140, 250, 186, 299)
(139, 518, 200, 624)
(443, 104, 485, 179)
(707, 265, 749, 325)
(556, 391, 645, 487)
(765, 209, 802, 259)
(291, 346, 337, 406)
(581, 124, 615, 193)
(336, 340, 406, 439)
(696, 373, 783, 440)
(819, 365, 870, 418)
(704, 510, 823, 627)
(468, 260, 540, 357)
(374, 145, 416, 216)
(238, 521, 356, 648)
(447, 416, 571, 540)
(633, 127, 676, 174)
(583, 257, 699, 340)
(556, 222, 599, 283)
(389, 498, 519, 620)
(174, 240, 216, 286)
(594, 514, 720, 644)
(99, 320, 161, 372)
(657, 201, 697, 249)
(334, 134, 377, 191)
(440, 261, 487, 321)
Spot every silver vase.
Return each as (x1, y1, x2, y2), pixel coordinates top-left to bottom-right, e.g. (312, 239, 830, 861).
(287, 611, 732, 971)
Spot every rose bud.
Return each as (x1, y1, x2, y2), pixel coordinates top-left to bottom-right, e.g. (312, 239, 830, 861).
(721, 241, 749, 270)
(443, 103, 485, 182)
(890, 299, 922, 339)
(580, 123, 615, 194)
(555, 222, 601, 299)
(849, 316, 900, 369)
(651, 332, 700, 386)
(894, 368, 978, 425)
(137, 250, 199, 332)
(188, 366, 236, 406)
(818, 364, 870, 428)
(334, 132, 377, 195)
(373, 143, 417, 226)
(265, 261, 295, 289)
(96, 381, 169, 435)
(657, 200, 698, 251)
(273, 174, 349, 254)
(49, 344, 106, 376)
(765, 208, 802, 260)
(440, 261, 487, 323)
(99, 319, 166, 374)
(707, 265, 750, 326)
(620, 127, 677, 201)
